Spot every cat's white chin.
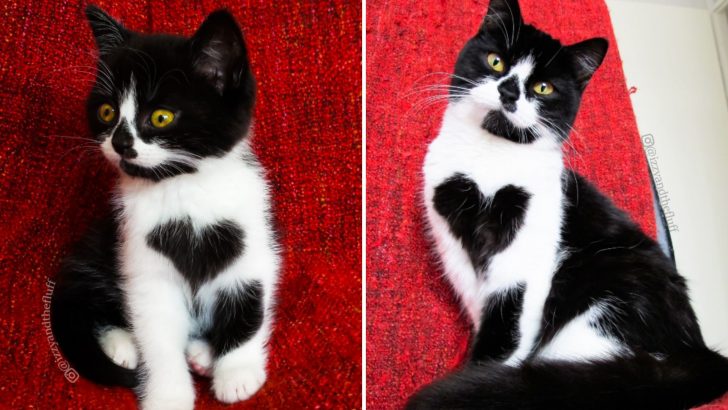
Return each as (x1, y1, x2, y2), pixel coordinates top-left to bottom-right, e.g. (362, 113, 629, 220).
(502, 109, 537, 129)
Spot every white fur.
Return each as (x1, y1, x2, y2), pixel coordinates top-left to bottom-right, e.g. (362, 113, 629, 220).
(118, 80, 139, 138)
(539, 303, 629, 361)
(99, 326, 139, 369)
(186, 339, 213, 377)
(211, 327, 269, 403)
(100, 80, 279, 409)
(424, 58, 623, 364)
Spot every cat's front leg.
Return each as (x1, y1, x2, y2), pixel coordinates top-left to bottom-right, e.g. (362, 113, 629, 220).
(205, 280, 270, 403)
(471, 284, 525, 362)
(124, 253, 195, 410)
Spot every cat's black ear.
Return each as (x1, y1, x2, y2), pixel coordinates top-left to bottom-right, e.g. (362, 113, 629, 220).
(483, 0, 523, 31)
(190, 10, 253, 97)
(85, 5, 128, 51)
(567, 38, 609, 90)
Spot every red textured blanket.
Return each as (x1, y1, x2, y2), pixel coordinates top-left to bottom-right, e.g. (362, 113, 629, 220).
(0, 1, 361, 408)
(366, 0, 727, 409)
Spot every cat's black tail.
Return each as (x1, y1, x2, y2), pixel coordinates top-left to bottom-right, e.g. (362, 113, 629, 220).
(49, 218, 139, 388)
(407, 349, 728, 410)
(50, 292, 138, 388)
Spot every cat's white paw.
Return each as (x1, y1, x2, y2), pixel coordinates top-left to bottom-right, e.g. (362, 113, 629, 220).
(186, 339, 213, 377)
(212, 363, 267, 403)
(98, 327, 138, 369)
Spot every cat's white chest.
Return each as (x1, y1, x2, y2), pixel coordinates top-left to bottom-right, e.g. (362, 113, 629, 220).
(423, 104, 564, 197)
(115, 151, 275, 296)
(118, 154, 267, 238)
(423, 104, 565, 360)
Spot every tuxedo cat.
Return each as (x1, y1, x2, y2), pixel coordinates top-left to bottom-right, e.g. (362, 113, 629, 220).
(410, 0, 728, 408)
(50, 7, 279, 409)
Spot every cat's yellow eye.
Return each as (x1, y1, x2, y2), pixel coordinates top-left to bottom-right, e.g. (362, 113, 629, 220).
(487, 53, 506, 73)
(97, 103, 116, 124)
(150, 109, 175, 128)
(534, 82, 554, 95)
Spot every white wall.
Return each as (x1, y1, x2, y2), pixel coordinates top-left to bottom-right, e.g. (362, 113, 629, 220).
(607, 0, 728, 353)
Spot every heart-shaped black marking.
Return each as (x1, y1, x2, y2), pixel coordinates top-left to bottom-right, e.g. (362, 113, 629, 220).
(146, 217, 245, 291)
(434, 174, 530, 273)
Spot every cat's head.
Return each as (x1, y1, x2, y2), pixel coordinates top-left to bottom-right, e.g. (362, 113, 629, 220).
(450, 0, 608, 144)
(85, 6, 255, 181)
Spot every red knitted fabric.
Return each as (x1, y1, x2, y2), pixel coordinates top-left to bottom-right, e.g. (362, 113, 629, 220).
(366, 0, 727, 409)
(0, 1, 361, 409)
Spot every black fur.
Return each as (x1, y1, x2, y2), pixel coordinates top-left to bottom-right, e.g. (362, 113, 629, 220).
(50, 215, 139, 387)
(412, 0, 728, 407)
(497, 76, 519, 112)
(532, 173, 705, 355)
(203, 281, 264, 358)
(433, 174, 530, 273)
(481, 111, 538, 144)
(407, 350, 728, 410)
(85, 5, 255, 180)
(450, 0, 607, 143)
(111, 125, 136, 158)
(146, 218, 245, 292)
(471, 284, 525, 362)
(119, 159, 197, 181)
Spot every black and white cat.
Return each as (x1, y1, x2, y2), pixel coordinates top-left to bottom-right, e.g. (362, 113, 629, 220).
(50, 7, 279, 410)
(410, 0, 728, 408)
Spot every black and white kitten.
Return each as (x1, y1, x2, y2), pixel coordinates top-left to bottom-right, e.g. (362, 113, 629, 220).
(410, 0, 728, 408)
(50, 7, 279, 410)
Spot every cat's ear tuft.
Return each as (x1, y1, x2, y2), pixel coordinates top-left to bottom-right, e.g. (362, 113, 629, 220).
(189, 9, 253, 97)
(483, 0, 523, 31)
(567, 38, 609, 90)
(85, 5, 128, 51)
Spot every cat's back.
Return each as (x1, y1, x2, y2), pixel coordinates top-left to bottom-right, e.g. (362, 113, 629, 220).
(542, 171, 705, 354)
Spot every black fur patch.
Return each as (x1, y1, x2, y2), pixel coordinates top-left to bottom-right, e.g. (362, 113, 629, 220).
(119, 159, 197, 181)
(204, 281, 264, 357)
(433, 174, 530, 272)
(482, 111, 538, 144)
(471, 284, 525, 362)
(146, 217, 245, 291)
